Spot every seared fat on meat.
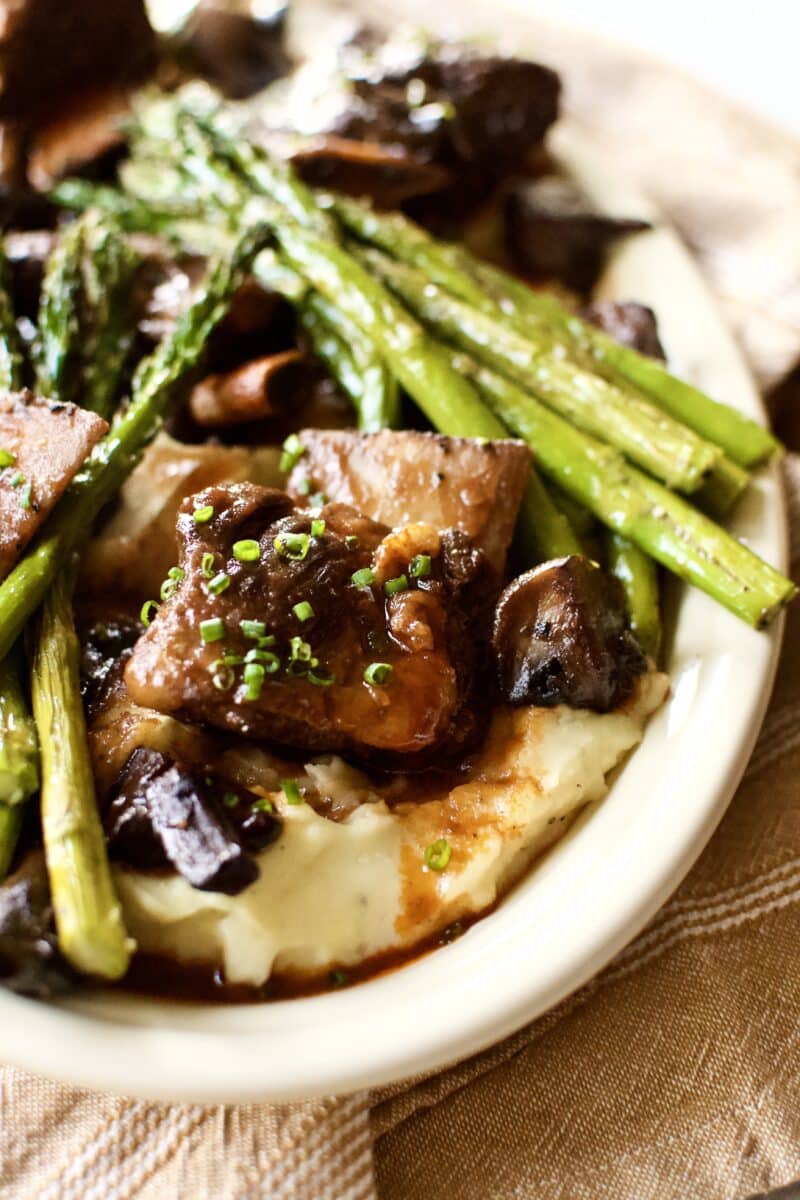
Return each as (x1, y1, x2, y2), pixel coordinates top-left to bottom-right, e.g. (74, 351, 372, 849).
(125, 483, 493, 764)
(0, 390, 107, 580)
(287, 429, 531, 575)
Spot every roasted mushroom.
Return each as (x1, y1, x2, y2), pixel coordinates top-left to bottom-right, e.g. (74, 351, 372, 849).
(581, 300, 666, 360)
(188, 350, 313, 428)
(105, 747, 279, 894)
(505, 174, 651, 293)
(492, 556, 647, 712)
(0, 851, 75, 997)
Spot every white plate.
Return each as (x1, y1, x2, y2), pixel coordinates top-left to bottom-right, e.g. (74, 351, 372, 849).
(0, 119, 786, 1103)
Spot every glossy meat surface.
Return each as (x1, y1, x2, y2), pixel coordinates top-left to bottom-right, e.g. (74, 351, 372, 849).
(287, 429, 530, 576)
(0, 390, 107, 581)
(125, 484, 491, 764)
(492, 556, 647, 712)
(582, 300, 665, 360)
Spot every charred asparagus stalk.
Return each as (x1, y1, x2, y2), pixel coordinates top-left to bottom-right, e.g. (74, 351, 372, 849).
(332, 193, 779, 468)
(606, 533, 662, 661)
(30, 569, 131, 978)
(0, 226, 269, 664)
(452, 351, 795, 627)
(36, 212, 140, 420)
(357, 246, 723, 494)
(522, 465, 584, 561)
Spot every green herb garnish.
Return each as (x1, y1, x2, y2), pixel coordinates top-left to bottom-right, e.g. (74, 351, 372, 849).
(351, 568, 375, 588)
(207, 571, 231, 596)
(192, 504, 214, 525)
(240, 619, 266, 640)
(424, 838, 452, 871)
(310, 518, 326, 538)
(242, 661, 265, 700)
(364, 661, 393, 686)
(274, 532, 310, 561)
(0, 449, 15, 468)
(280, 433, 305, 473)
(232, 538, 260, 563)
(409, 554, 432, 579)
(199, 617, 225, 644)
(281, 778, 303, 805)
(140, 599, 159, 627)
(292, 600, 314, 622)
(384, 574, 408, 597)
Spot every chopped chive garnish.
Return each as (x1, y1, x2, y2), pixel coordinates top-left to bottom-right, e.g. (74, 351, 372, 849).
(208, 571, 231, 596)
(201, 552, 216, 579)
(308, 667, 336, 687)
(280, 433, 305, 472)
(140, 599, 159, 627)
(330, 968, 349, 987)
(310, 518, 325, 538)
(384, 574, 408, 597)
(222, 791, 240, 808)
(274, 532, 310, 561)
(232, 538, 260, 563)
(297, 477, 312, 496)
(8, 471, 24, 487)
(160, 566, 185, 601)
(251, 797, 273, 813)
(242, 661, 265, 700)
(210, 660, 236, 691)
(200, 617, 225, 644)
(18, 481, 31, 509)
(293, 600, 314, 622)
(281, 778, 303, 805)
(288, 636, 313, 663)
(409, 554, 432, 579)
(0, 449, 15, 468)
(193, 504, 214, 524)
(240, 619, 266, 640)
(245, 647, 281, 673)
(364, 661, 393, 686)
(221, 652, 244, 666)
(345, 535, 359, 549)
(424, 839, 452, 872)
(257, 634, 276, 648)
(351, 567, 375, 588)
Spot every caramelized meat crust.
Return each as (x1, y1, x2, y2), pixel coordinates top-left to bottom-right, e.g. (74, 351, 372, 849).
(287, 429, 530, 576)
(492, 556, 647, 712)
(125, 484, 492, 765)
(0, 390, 107, 581)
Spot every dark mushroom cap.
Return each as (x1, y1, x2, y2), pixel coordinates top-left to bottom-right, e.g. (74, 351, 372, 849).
(491, 556, 647, 712)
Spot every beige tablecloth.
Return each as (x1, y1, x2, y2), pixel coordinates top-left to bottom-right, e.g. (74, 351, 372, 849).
(3, 14, 800, 1200)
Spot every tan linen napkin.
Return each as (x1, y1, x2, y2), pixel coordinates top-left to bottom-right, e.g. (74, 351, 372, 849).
(3, 12, 800, 1200)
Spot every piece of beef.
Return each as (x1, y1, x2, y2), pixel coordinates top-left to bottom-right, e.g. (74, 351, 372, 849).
(581, 300, 666, 360)
(80, 617, 143, 721)
(0, 391, 107, 581)
(0, 0, 155, 123)
(286, 429, 531, 578)
(105, 747, 273, 894)
(492, 556, 647, 712)
(125, 484, 493, 766)
(0, 851, 75, 997)
(505, 174, 651, 294)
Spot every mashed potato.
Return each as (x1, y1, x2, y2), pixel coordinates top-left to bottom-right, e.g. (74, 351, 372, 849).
(113, 669, 668, 986)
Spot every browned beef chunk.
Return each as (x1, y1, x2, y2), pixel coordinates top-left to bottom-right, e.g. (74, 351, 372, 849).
(125, 484, 492, 765)
(505, 175, 651, 293)
(177, 0, 291, 100)
(492, 556, 646, 712)
(105, 747, 278, 894)
(581, 300, 666, 360)
(26, 86, 132, 191)
(286, 429, 530, 578)
(0, 851, 75, 997)
(0, 0, 155, 123)
(0, 391, 107, 581)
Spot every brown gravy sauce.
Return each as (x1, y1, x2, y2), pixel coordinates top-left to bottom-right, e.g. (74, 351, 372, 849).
(119, 905, 493, 1004)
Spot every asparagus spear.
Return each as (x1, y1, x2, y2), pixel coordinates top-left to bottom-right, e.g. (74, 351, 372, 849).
(299, 292, 401, 431)
(30, 568, 131, 978)
(333, 193, 779, 468)
(522, 465, 584, 561)
(36, 212, 140, 419)
(0, 238, 24, 391)
(0, 225, 269, 664)
(606, 532, 662, 661)
(0, 644, 39, 880)
(0, 806, 22, 880)
(356, 246, 722, 494)
(451, 351, 795, 627)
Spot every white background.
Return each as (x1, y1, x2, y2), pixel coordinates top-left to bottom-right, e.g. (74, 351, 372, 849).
(503, 0, 799, 133)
